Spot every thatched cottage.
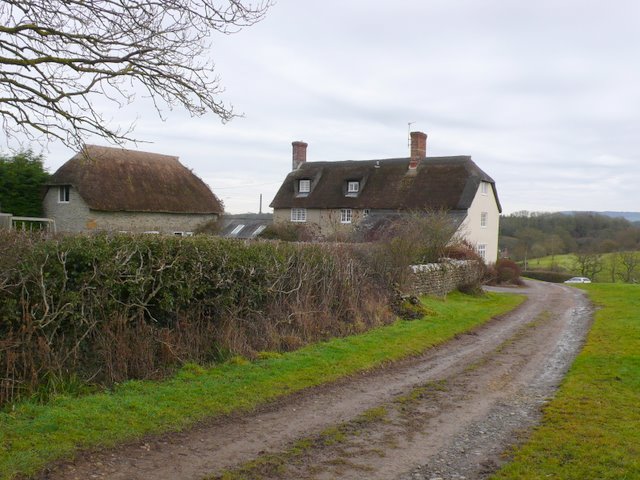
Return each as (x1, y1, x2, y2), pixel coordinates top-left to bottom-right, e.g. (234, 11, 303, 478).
(43, 145, 223, 234)
(270, 132, 501, 262)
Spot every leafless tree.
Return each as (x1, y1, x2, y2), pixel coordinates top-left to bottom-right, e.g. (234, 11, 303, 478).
(0, 0, 271, 148)
(573, 251, 603, 280)
(617, 251, 640, 283)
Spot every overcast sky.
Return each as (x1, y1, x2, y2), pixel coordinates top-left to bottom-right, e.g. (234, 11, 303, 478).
(11, 0, 640, 214)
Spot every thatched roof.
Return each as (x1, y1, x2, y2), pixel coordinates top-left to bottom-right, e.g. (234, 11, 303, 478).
(47, 145, 223, 214)
(270, 156, 501, 212)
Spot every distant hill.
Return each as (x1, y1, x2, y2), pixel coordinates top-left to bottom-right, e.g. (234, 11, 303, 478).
(562, 211, 640, 223)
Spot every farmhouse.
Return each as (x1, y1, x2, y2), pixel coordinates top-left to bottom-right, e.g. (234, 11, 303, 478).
(270, 132, 501, 262)
(43, 145, 223, 234)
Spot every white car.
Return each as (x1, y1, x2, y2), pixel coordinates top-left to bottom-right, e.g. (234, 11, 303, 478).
(564, 277, 592, 284)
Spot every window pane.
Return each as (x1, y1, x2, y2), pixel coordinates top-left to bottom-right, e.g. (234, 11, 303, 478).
(291, 208, 307, 222)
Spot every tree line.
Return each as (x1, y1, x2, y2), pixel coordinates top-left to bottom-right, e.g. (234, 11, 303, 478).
(500, 211, 640, 281)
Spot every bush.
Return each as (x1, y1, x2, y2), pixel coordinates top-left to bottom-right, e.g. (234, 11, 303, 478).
(443, 241, 483, 262)
(362, 210, 462, 291)
(258, 222, 317, 241)
(492, 259, 523, 285)
(521, 270, 574, 283)
(0, 233, 392, 406)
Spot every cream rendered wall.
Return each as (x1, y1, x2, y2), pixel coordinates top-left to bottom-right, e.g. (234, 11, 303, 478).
(456, 182, 500, 263)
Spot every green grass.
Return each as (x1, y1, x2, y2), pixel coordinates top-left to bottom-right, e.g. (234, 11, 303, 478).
(526, 253, 576, 272)
(492, 284, 640, 479)
(0, 291, 523, 480)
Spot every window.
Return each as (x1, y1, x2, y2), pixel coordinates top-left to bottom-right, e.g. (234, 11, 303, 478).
(291, 208, 307, 222)
(58, 185, 70, 203)
(477, 244, 487, 261)
(481, 182, 489, 195)
(340, 208, 352, 224)
(230, 224, 245, 236)
(480, 212, 488, 228)
(299, 179, 311, 193)
(253, 225, 267, 237)
(363, 209, 370, 218)
(347, 181, 359, 193)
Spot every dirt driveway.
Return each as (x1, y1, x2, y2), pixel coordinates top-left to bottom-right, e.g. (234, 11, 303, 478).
(43, 280, 592, 480)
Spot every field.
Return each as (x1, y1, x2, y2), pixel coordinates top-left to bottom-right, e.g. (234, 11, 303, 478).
(0, 291, 523, 480)
(526, 251, 640, 283)
(493, 283, 640, 479)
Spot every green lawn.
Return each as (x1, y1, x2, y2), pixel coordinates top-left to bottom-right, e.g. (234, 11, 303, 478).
(492, 284, 640, 479)
(0, 291, 524, 480)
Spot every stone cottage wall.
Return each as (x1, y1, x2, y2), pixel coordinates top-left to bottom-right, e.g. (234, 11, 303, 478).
(409, 260, 484, 297)
(43, 186, 217, 234)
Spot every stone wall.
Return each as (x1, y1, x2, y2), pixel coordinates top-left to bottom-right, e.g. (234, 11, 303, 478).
(43, 186, 217, 234)
(408, 259, 484, 297)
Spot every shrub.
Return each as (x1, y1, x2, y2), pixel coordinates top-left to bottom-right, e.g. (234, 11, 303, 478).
(362, 210, 462, 291)
(258, 222, 317, 241)
(443, 241, 483, 262)
(522, 270, 574, 283)
(0, 233, 392, 406)
(497, 259, 523, 285)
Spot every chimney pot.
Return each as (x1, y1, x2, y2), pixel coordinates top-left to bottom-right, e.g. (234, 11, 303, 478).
(409, 131, 427, 169)
(292, 141, 308, 170)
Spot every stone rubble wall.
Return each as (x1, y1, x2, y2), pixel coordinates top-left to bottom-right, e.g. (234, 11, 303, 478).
(409, 259, 484, 297)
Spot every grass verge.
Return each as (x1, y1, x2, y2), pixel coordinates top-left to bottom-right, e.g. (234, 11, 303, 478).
(0, 291, 524, 480)
(492, 284, 640, 479)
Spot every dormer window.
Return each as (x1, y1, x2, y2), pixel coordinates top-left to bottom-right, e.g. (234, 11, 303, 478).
(347, 181, 359, 193)
(299, 179, 311, 193)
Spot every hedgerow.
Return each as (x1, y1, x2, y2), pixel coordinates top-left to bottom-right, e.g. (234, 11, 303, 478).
(0, 232, 392, 406)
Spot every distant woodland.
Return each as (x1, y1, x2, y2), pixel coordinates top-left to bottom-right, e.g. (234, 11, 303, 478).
(500, 211, 640, 262)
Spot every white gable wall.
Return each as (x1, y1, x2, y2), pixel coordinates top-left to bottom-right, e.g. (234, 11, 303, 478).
(455, 182, 500, 263)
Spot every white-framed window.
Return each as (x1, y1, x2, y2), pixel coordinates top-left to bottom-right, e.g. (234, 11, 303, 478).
(58, 185, 70, 203)
(299, 179, 311, 193)
(230, 224, 245, 236)
(347, 181, 359, 193)
(477, 243, 487, 261)
(480, 211, 488, 228)
(481, 181, 489, 195)
(291, 208, 307, 222)
(340, 208, 352, 224)
(363, 208, 370, 218)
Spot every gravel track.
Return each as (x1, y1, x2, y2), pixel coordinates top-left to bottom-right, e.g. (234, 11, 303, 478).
(42, 280, 592, 480)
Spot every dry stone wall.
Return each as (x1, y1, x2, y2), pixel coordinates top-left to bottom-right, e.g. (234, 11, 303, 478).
(409, 259, 484, 297)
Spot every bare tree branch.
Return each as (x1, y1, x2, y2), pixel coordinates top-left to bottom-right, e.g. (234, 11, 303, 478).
(0, 0, 272, 149)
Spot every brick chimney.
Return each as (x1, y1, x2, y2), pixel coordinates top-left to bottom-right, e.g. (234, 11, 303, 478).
(409, 131, 427, 169)
(292, 141, 308, 171)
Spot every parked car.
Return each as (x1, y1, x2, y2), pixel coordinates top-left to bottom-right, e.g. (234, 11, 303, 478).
(564, 277, 592, 284)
